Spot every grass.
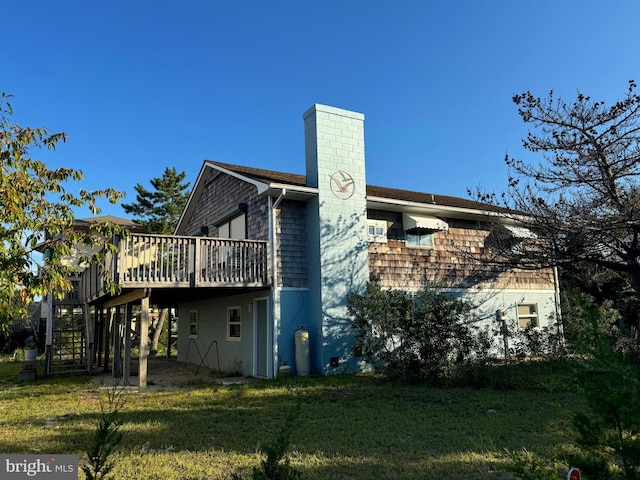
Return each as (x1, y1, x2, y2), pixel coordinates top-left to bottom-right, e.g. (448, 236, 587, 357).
(0, 357, 584, 479)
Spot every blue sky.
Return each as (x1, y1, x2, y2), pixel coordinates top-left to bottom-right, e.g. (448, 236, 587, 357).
(4, 1, 639, 218)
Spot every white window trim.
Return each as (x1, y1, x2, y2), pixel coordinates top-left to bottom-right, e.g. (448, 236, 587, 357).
(516, 303, 539, 329)
(405, 231, 434, 249)
(367, 219, 388, 243)
(227, 305, 242, 341)
(188, 310, 198, 338)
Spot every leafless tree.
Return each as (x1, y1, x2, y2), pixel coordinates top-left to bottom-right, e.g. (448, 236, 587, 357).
(472, 81, 640, 295)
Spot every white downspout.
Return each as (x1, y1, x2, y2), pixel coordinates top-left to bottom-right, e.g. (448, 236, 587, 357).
(269, 189, 286, 378)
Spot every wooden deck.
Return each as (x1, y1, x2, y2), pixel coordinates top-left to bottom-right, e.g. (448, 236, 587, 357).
(80, 233, 270, 303)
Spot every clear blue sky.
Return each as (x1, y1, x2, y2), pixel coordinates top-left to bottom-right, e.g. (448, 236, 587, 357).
(4, 1, 639, 218)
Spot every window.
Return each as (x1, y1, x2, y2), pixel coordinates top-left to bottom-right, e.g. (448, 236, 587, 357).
(188, 310, 198, 337)
(490, 225, 537, 255)
(405, 230, 434, 248)
(218, 213, 246, 239)
(367, 220, 387, 243)
(402, 214, 446, 249)
(227, 306, 241, 341)
(517, 303, 539, 328)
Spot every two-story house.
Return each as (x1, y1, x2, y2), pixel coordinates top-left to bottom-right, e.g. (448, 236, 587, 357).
(79, 104, 559, 385)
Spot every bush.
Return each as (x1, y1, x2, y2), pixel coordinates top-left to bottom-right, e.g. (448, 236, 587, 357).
(1, 327, 35, 354)
(512, 320, 565, 360)
(571, 336, 640, 479)
(233, 403, 302, 480)
(560, 288, 621, 355)
(82, 387, 126, 480)
(348, 281, 477, 384)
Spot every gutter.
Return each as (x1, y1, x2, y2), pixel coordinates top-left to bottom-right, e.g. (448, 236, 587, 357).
(269, 188, 286, 378)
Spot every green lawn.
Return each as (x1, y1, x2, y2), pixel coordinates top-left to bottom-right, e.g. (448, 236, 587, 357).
(0, 358, 583, 479)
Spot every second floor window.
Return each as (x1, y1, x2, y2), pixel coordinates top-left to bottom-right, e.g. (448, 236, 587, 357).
(218, 213, 246, 239)
(402, 213, 446, 249)
(405, 230, 434, 248)
(367, 220, 387, 243)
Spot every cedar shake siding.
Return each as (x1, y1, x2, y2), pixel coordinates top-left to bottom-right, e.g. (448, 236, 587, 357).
(181, 169, 269, 241)
(367, 210, 554, 291)
(276, 199, 308, 288)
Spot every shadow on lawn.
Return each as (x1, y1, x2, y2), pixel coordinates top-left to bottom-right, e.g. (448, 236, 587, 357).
(0, 365, 580, 479)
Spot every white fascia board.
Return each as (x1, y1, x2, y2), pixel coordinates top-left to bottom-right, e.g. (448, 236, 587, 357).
(175, 161, 272, 234)
(203, 163, 317, 197)
(366, 195, 533, 225)
(174, 162, 211, 234)
(175, 162, 319, 234)
(265, 183, 318, 200)
(205, 161, 271, 194)
(366, 196, 504, 220)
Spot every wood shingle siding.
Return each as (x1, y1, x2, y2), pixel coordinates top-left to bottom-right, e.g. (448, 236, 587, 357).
(368, 211, 554, 291)
(182, 170, 268, 241)
(276, 200, 308, 288)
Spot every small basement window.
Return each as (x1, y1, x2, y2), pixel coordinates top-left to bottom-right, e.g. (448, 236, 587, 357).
(367, 220, 387, 243)
(227, 306, 241, 341)
(517, 303, 539, 329)
(188, 310, 198, 338)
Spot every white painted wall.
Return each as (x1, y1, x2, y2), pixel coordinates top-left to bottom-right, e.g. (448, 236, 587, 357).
(177, 291, 272, 376)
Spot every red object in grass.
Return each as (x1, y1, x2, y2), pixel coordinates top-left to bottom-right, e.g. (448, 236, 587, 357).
(568, 467, 581, 480)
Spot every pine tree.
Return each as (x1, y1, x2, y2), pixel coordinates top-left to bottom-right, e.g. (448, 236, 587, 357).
(122, 167, 190, 234)
(121, 167, 190, 354)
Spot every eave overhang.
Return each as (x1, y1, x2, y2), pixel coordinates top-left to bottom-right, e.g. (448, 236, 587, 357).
(366, 195, 505, 221)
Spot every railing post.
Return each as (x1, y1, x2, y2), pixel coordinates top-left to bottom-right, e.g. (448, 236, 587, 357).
(80, 234, 270, 298)
(190, 238, 197, 288)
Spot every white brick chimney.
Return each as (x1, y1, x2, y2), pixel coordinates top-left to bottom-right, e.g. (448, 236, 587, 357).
(303, 104, 369, 374)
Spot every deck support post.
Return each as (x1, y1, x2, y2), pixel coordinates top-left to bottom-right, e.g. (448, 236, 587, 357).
(123, 303, 132, 386)
(84, 303, 93, 374)
(139, 295, 150, 392)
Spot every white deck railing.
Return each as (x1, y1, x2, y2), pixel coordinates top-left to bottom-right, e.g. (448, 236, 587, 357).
(80, 234, 269, 301)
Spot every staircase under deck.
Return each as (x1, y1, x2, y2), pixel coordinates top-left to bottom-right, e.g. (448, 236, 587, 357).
(76, 234, 271, 391)
(47, 306, 87, 375)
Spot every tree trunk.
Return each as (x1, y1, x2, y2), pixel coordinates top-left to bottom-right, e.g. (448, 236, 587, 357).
(149, 308, 167, 355)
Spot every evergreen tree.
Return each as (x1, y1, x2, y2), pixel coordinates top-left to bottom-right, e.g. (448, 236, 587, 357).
(121, 167, 190, 354)
(122, 167, 190, 234)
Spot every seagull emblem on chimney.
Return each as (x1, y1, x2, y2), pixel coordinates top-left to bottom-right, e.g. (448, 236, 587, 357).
(329, 170, 356, 199)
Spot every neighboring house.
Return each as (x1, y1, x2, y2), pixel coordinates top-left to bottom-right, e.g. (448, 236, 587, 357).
(40, 216, 144, 375)
(79, 104, 559, 384)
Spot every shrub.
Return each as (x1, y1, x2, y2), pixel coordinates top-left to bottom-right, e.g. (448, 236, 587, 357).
(82, 387, 126, 480)
(348, 281, 476, 384)
(512, 320, 565, 360)
(233, 402, 302, 480)
(571, 336, 640, 479)
(560, 288, 621, 355)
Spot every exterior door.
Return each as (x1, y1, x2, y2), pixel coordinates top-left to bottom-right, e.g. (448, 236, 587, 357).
(254, 298, 268, 377)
